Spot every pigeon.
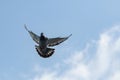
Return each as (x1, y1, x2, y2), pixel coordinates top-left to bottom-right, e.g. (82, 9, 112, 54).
(24, 25, 72, 58)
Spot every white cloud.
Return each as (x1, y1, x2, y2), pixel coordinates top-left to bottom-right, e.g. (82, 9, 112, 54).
(33, 72, 57, 80)
(108, 71, 120, 80)
(31, 25, 120, 80)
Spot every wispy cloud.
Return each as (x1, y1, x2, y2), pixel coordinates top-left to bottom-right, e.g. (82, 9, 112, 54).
(30, 25, 120, 80)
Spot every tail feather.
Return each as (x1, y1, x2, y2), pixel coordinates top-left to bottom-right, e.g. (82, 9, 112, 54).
(35, 46, 55, 58)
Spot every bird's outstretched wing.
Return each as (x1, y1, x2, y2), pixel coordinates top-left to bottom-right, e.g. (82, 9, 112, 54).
(24, 25, 39, 44)
(47, 34, 72, 47)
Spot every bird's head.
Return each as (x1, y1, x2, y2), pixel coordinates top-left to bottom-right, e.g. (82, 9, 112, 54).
(41, 32, 44, 36)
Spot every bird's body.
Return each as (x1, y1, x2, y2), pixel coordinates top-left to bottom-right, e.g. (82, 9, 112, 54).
(39, 33, 47, 50)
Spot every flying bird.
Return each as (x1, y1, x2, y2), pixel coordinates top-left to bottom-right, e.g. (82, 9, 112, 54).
(24, 25, 72, 58)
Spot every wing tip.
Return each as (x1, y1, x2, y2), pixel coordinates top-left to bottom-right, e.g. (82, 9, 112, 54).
(68, 34, 72, 38)
(24, 24, 29, 31)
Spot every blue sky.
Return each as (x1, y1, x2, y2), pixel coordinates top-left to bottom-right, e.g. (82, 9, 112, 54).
(0, 0, 120, 80)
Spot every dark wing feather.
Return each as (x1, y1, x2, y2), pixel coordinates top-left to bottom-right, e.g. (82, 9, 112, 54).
(24, 25, 39, 44)
(47, 34, 72, 47)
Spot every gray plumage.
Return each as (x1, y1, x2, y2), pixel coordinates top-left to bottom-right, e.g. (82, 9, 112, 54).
(25, 25, 72, 58)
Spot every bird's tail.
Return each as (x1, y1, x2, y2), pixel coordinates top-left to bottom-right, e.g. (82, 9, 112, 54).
(35, 45, 55, 58)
